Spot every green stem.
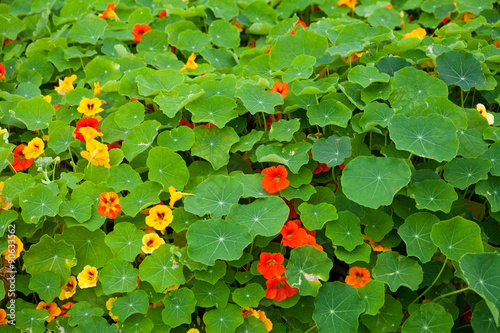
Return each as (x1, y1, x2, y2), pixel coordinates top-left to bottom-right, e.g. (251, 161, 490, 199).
(461, 89, 464, 108)
(67, 145, 78, 171)
(408, 258, 448, 308)
(432, 287, 470, 303)
(262, 112, 267, 132)
(454, 324, 471, 331)
(8, 163, 17, 174)
(245, 239, 255, 271)
(304, 324, 317, 333)
(369, 132, 372, 152)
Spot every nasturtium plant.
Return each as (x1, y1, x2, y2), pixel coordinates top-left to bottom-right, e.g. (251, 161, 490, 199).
(1, 0, 499, 332)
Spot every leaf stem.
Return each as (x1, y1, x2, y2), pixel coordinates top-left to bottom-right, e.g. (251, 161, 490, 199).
(67, 145, 78, 171)
(408, 258, 448, 308)
(431, 287, 470, 303)
(304, 324, 317, 333)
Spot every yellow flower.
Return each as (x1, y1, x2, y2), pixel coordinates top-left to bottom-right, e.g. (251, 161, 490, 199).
(77, 98, 104, 117)
(36, 301, 61, 322)
(78, 127, 104, 142)
(187, 329, 200, 333)
(477, 103, 494, 125)
(94, 82, 102, 97)
(0, 127, 8, 144)
(106, 297, 119, 321)
(403, 27, 427, 40)
(59, 276, 77, 300)
(23, 137, 45, 159)
(0, 182, 12, 211)
(41, 94, 52, 104)
(462, 12, 476, 22)
(145, 204, 173, 230)
(337, 0, 357, 9)
(363, 235, 391, 252)
(180, 53, 198, 72)
(141, 233, 165, 254)
(168, 186, 194, 208)
(2, 235, 23, 260)
(55, 74, 77, 95)
(231, 19, 244, 32)
(77, 265, 99, 288)
(80, 139, 111, 169)
(163, 284, 180, 293)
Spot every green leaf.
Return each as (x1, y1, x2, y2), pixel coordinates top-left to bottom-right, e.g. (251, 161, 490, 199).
(98, 258, 139, 294)
(281, 184, 316, 200)
(233, 174, 270, 198)
(361, 294, 403, 333)
(147, 146, 189, 191)
(171, 207, 200, 232)
(67, 301, 103, 326)
(187, 218, 252, 265)
(207, 0, 238, 21)
(283, 55, 316, 83)
(455, 0, 495, 15)
(236, 316, 268, 333)
(3, 172, 35, 202)
(15, 309, 48, 333)
(106, 164, 142, 192)
(67, 17, 107, 44)
(443, 158, 491, 190)
(286, 245, 333, 296)
(28, 271, 61, 303)
(112, 290, 149, 322)
(398, 212, 439, 263)
(269, 30, 328, 70)
(312, 135, 352, 168)
(335, 243, 372, 264)
(476, 176, 500, 212)
(19, 183, 62, 224)
(471, 300, 500, 333)
(388, 114, 458, 162)
(192, 280, 230, 308)
(481, 141, 500, 176)
(185, 175, 243, 218)
(256, 142, 312, 173)
(389, 67, 448, 114)
(85, 57, 122, 86)
(359, 102, 395, 130)
(402, 302, 454, 333)
(122, 120, 160, 161)
(372, 251, 423, 292)
(191, 126, 239, 170)
(24, 234, 76, 284)
(104, 222, 144, 262)
(0, 210, 17, 238)
(361, 211, 394, 242)
(348, 65, 390, 88)
(313, 282, 365, 333)
(358, 280, 386, 316)
(341, 156, 411, 209)
(115, 102, 145, 129)
(58, 196, 93, 223)
(139, 244, 185, 293)
(194, 261, 226, 284)
(209, 20, 240, 49)
(136, 69, 184, 96)
(120, 181, 162, 218)
(407, 179, 457, 213)
(48, 124, 75, 154)
(232, 283, 266, 308)
(307, 99, 352, 128)
(157, 126, 195, 152)
(430, 216, 484, 261)
(435, 50, 485, 91)
(0, 14, 26, 40)
(177, 30, 211, 53)
(14, 97, 55, 131)
(186, 95, 237, 128)
(136, 30, 170, 53)
(236, 83, 284, 115)
(162, 288, 197, 327)
(298, 202, 338, 230)
(154, 84, 205, 118)
(424, 96, 467, 130)
(269, 118, 301, 142)
(325, 211, 364, 251)
(204, 304, 244, 333)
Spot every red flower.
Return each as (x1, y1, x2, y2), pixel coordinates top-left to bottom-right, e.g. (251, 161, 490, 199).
(159, 9, 167, 18)
(345, 266, 371, 288)
(280, 221, 309, 248)
(266, 45, 272, 55)
(60, 302, 74, 318)
(265, 276, 298, 301)
(270, 80, 289, 99)
(302, 234, 323, 251)
(73, 118, 101, 143)
(282, 197, 297, 220)
(107, 140, 123, 150)
(98, 192, 122, 219)
(12, 145, 34, 171)
(257, 253, 285, 279)
(0, 63, 5, 80)
(179, 118, 195, 129)
(266, 113, 282, 129)
(261, 165, 290, 194)
(132, 24, 151, 42)
(3, 39, 16, 46)
(339, 162, 346, 170)
(313, 163, 331, 174)
(291, 20, 307, 35)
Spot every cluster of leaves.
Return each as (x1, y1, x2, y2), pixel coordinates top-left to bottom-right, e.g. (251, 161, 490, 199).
(0, 0, 500, 332)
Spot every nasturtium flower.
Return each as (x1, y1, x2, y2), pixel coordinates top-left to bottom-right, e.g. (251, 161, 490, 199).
(270, 80, 289, 99)
(231, 19, 244, 32)
(261, 165, 290, 193)
(477, 103, 494, 125)
(98, 192, 122, 219)
(280, 221, 309, 248)
(163, 284, 180, 293)
(345, 266, 371, 288)
(337, 0, 357, 9)
(73, 118, 102, 142)
(59, 302, 74, 318)
(81, 139, 111, 168)
(255, 309, 273, 332)
(0, 309, 7, 324)
(106, 297, 119, 321)
(36, 301, 61, 322)
(290, 19, 307, 35)
(180, 53, 198, 72)
(93, 82, 102, 97)
(77, 97, 104, 117)
(99, 2, 119, 20)
(257, 253, 285, 279)
(59, 276, 77, 300)
(78, 127, 104, 142)
(0, 128, 8, 144)
(187, 329, 200, 333)
(132, 23, 151, 42)
(1, 235, 23, 260)
(54, 74, 77, 95)
(168, 186, 193, 208)
(303, 233, 323, 251)
(265, 276, 298, 302)
(41, 94, 52, 104)
(141, 233, 165, 254)
(403, 27, 427, 39)
(77, 265, 99, 288)
(363, 234, 391, 252)
(23, 137, 44, 159)
(159, 9, 167, 18)
(460, 12, 476, 22)
(0, 182, 12, 212)
(12, 144, 33, 171)
(146, 204, 173, 230)
(0, 63, 5, 80)
(494, 40, 500, 48)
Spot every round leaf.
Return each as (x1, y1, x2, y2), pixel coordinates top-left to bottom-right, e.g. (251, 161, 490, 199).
(471, 300, 500, 333)
(256, 142, 312, 173)
(358, 280, 386, 316)
(115, 101, 145, 129)
(269, 118, 301, 142)
(147, 146, 189, 191)
(209, 20, 240, 49)
(28, 271, 61, 303)
(14, 97, 55, 131)
(67, 18, 107, 44)
(194, 261, 226, 284)
(361, 294, 403, 333)
(232, 283, 266, 308)
(139, 244, 185, 293)
(121, 120, 160, 161)
(307, 99, 353, 128)
(162, 288, 197, 327)
(407, 179, 458, 213)
(361, 211, 394, 242)
(111, 290, 149, 322)
(106, 164, 142, 192)
(311, 135, 352, 168)
(443, 157, 492, 190)
(435, 50, 485, 91)
(372, 251, 423, 292)
(298, 202, 338, 230)
(19, 183, 62, 224)
(476, 176, 500, 212)
(398, 212, 439, 263)
(104, 222, 144, 262)
(186, 95, 237, 128)
(325, 211, 364, 251)
(203, 304, 244, 333)
(99, 259, 139, 294)
(192, 280, 230, 308)
(120, 181, 162, 218)
(401, 303, 454, 333)
(335, 243, 372, 264)
(157, 126, 195, 152)
(236, 83, 284, 115)
(191, 126, 239, 170)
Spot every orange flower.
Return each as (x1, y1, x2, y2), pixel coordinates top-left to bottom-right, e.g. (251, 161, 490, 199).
(403, 27, 427, 39)
(477, 103, 494, 125)
(2, 235, 23, 260)
(494, 40, 500, 48)
(106, 297, 119, 321)
(36, 301, 61, 322)
(337, 0, 357, 9)
(257, 253, 285, 279)
(99, 2, 119, 20)
(280, 221, 309, 248)
(132, 23, 151, 42)
(59, 302, 74, 318)
(460, 12, 476, 22)
(363, 234, 391, 252)
(54, 74, 77, 95)
(0, 309, 7, 324)
(290, 20, 307, 35)
(81, 139, 111, 168)
(141, 233, 165, 254)
(159, 9, 167, 18)
(59, 276, 77, 300)
(231, 19, 244, 32)
(23, 137, 44, 159)
(302, 234, 323, 251)
(261, 165, 290, 193)
(265, 276, 298, 302)
(98, 192, 121, 219)
(270, 80, 289, 98)
(0, 63, 5, 80)
(242, 308, 272, 332)
(180, 53, 198, 72)
(145, 204, 173, 230)
(77, 265, 99, 288)
(12, 144, 34, 171)
(345, 266, 371, 288)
